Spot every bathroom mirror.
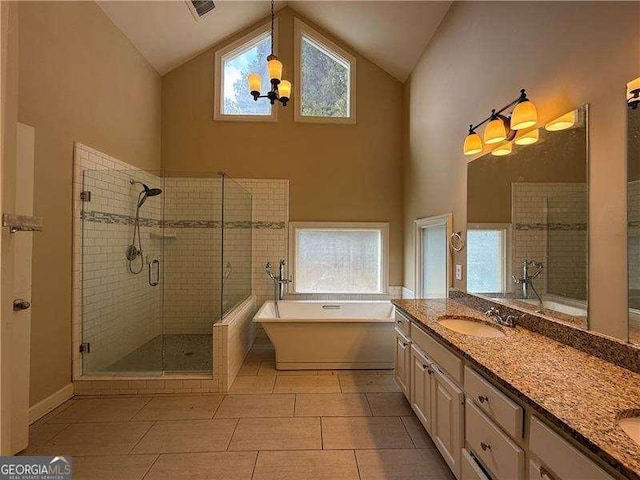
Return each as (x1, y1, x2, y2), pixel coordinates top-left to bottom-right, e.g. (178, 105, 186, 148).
(466, 105, 589, 328)
(628, 96, 640, 345)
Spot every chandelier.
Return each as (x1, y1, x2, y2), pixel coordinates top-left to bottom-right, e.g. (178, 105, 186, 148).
(248, 0, 291, 106)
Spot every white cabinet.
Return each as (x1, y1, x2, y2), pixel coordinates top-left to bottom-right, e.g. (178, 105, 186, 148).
(464, 366, 523, 439)
(394, 327, 411, 398)
(410, 345, 433, 433)
(432, 364, 464, 479)
(461, 449, 491, 480)
(529, 416, 614, 480)
(465, 399, 524, 480)
(395, 310, 618, 480)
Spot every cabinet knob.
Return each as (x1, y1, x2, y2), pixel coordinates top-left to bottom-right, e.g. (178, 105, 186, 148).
(480, 442, 491, 451)
(402, 342, 408, 347)
(397, 320, 402, 324)
(478, 395, 489, 404)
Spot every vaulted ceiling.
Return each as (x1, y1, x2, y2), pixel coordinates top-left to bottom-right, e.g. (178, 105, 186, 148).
(97, 1, 451, 81)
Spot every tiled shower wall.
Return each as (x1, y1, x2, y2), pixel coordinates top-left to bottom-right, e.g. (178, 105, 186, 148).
(163, 177, 222, 334)
(235, 179, 289, 307)
(512, 182, 587, 301)
(73, 144, 164, 375)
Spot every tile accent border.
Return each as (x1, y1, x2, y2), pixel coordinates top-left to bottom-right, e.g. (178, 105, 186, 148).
(450, 289, 640, 374)
(80, 213, 286, 230)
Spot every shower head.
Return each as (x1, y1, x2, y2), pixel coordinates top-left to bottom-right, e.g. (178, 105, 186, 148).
(131, 179, 163, 208)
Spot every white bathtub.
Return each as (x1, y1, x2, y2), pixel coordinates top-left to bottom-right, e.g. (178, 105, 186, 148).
(253, 300, 396, 370)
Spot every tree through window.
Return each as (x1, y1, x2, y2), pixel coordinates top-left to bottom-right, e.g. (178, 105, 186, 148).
(295, 20, 356, 123)
(214, 24, 277, 120)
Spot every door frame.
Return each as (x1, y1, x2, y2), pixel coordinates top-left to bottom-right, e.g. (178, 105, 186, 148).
(414, 213, 453, 299)
(0, 0, 11, 454)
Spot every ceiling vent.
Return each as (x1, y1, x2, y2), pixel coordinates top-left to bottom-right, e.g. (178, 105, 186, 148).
(186, 0, 216, 21)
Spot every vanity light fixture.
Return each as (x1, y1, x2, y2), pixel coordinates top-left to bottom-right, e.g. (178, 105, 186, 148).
(248, 0, 291, 107)
(463, 129, 483, 156)
(545, 110, 575, 131)
(463, 89, 537, 156)
(514, 128, 539, 146)
(628, 77, 640, 109)
(491, 142, 512, 156)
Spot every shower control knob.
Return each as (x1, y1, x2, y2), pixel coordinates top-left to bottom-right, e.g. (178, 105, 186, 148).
(13, 299, 31, 311)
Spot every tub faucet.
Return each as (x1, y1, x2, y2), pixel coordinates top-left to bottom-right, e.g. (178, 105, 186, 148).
(512, 260, 543, 305)
(265, 259, 292, 317)
(265, 259, 292, 300)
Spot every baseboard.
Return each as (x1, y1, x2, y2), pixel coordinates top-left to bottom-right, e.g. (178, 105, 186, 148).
(402, 287, 415, 299)
(28, 383, 74, 424)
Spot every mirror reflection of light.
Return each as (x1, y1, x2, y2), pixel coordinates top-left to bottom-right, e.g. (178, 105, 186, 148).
(545, 110, 576, 131)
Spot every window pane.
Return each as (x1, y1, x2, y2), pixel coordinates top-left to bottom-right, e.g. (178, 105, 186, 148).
(422, 225, 447, 298)
(300, 35, 350, 118)
(296, 229, 381, 293)
(222, 34, 272, 116)
(467, 230, 504, 293)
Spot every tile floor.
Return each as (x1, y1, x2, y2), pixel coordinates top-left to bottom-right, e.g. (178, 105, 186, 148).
(24, 339, 454, 480)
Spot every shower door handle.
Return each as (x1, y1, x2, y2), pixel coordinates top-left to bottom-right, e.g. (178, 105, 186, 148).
(149, 259, 160, 286)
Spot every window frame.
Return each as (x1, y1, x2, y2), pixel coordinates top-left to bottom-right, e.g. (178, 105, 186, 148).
(466, 223, 512, 294)
(293, 18, 357, 125)
(288, 221, 389, 295)
(213, 21, 278, 122)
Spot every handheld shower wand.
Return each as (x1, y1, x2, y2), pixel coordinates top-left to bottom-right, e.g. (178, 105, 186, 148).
(127, 179, 163, 274)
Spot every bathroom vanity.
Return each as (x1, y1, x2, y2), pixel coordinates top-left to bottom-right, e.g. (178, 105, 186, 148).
(392, 298, 639, 480)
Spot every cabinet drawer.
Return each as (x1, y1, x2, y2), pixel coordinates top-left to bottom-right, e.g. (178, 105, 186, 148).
(465, 400, 524, 480)
(461, 449, 491, 480)
(464, 366, 523, 439)
(410, 323, 462, 384)
(395, 311, 411, 335)
(529, 417, 614, 480)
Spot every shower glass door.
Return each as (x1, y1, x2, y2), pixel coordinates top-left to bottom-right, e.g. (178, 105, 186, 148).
(81, 169, 165, 375)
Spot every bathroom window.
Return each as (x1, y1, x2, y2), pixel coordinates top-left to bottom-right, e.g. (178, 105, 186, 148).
(214, 22, 277, 121)
(289, 222, 388, 294)
(294, 19, 356, 124)
(415, 214, 452, 299)
(466, 225, 511, 293)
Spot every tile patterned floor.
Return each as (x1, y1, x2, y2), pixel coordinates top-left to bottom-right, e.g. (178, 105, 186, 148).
(24, 341, 455, 480)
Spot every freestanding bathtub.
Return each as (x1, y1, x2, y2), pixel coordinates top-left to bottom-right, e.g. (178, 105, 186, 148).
(253, 300, 396, 370)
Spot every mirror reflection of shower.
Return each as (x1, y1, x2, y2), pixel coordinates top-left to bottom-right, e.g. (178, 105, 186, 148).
(126, 179, 163, 274)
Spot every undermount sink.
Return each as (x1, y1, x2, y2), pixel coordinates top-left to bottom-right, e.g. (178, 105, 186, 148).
(437, 315, 506, 338)
(619, 416, 640, 446)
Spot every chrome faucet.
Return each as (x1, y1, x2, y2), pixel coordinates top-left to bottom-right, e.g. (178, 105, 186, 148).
(265, 259, 292, 316)
(265, 259, 291, 301)
(512, 260, 544, 305)
(484, 307, 517, 328)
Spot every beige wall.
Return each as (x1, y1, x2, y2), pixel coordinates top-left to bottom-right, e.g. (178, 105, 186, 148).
(162, 7, 404, 286)
(404, 1, 639, 340)
(17, 1, 162, 405)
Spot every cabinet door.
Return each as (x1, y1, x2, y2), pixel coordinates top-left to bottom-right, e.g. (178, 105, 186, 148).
(410, 345, 433, 433)
(394, 329, 411, 398)
(432, 365, 464, 479)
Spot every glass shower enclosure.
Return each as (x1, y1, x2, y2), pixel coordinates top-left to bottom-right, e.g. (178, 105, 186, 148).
(80, 171, 251, 376)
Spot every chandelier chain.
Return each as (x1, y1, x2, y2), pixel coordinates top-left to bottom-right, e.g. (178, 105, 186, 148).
(270, 0, 274, 55)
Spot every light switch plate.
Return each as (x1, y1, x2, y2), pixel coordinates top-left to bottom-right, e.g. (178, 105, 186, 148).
(455, 264, 463, 281)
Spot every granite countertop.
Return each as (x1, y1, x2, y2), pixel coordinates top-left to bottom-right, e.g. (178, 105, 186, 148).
(392, 298, 640, 480)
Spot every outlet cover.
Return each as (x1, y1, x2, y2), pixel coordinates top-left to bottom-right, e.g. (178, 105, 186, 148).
(455, 264, 463, 281)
